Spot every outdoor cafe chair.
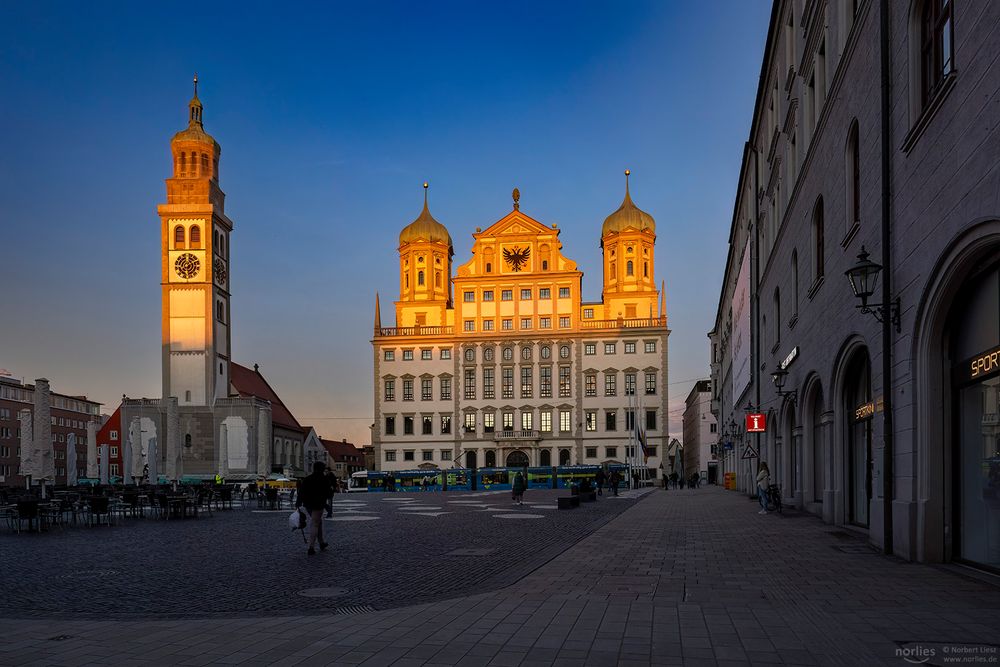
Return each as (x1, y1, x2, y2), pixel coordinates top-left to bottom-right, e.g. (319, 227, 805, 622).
(14, 500, 40, 534)
(86, 496, 113, 527)
(264, 487, 280, 511)
(195, 491, 213, 517)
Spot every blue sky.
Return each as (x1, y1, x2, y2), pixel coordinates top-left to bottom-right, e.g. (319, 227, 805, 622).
(0, 1, 770, 443)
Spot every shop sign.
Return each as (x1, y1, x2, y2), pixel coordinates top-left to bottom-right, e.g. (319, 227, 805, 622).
(746, 413, 766, 432)
(969, 346, 1000, 381)
(780, 346, 799, 370)
(854, 396, 884, 421)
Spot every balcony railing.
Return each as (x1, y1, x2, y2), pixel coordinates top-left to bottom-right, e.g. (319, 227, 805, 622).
(493, 430, 541, 442)
(579, 316, 667, 330)
(375, 325, 454, 337)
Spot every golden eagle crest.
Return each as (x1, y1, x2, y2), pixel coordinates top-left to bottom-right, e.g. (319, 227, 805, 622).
(503, 246, 531, 272)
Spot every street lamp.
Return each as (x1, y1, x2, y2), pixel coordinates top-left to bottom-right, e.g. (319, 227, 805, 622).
(770, 365, 796, 403)
(845, 245, 900, 332)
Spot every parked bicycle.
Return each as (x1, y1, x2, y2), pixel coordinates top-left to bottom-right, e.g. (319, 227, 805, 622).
(765, 484, 783, 513)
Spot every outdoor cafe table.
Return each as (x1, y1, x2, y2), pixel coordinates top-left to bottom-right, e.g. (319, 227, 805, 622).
(166, 496, 198, 519)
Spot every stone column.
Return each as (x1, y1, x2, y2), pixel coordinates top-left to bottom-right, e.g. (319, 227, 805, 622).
(165, 398, 180, 481)
(18, 409, 33, 487)
(86, 419, 98, 479)
(257, 405, 271, 478)
(218, 422, 229, 479)
(33, 378, 54, 483)
(128, 417, 143, 484)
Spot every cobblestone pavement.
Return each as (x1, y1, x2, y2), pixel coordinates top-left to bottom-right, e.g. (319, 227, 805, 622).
(0, 489, 640, 619)
(3, 486, 1000, 666)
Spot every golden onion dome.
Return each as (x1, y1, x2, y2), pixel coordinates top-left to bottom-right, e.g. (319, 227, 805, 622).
(602, 170, 655, 236)
(399, 183, 452, 247)
(171, 76, 219, 150)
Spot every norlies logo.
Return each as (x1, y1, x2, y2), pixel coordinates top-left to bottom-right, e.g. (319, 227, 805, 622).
(896, 645, 935, 664)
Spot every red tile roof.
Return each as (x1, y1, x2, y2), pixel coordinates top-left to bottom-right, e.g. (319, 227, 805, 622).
(320, 438, 363, 462)
(230, 363, 304, 433)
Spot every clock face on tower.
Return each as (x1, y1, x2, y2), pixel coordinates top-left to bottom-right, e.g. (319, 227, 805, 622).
(174, 253, 200, 279)
(214, 257, 227, 285)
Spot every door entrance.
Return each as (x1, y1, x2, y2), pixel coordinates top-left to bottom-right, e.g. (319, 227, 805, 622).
(505, 450, 529, 468)
(845, 351, 872, 528)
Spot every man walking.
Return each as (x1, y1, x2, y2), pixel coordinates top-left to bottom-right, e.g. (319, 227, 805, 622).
(595, 468, 606, 496)
(324, 468, 336, 518)
(296, 462, 330, 556)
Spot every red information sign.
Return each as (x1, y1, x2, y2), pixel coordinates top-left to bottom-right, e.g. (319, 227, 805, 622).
(746, 413, 766, 432)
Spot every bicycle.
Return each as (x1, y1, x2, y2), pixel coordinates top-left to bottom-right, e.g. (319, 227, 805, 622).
(765, 484, 783, 513)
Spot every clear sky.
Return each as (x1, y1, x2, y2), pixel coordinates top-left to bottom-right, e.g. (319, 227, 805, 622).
(0, 1, 770, 445)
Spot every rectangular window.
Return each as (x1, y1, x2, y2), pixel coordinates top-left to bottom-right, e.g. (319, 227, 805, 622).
(585, 411, 597, 431)
(646, 410, 657, 431)
(501, 289, 513, 301)
(539, 288, 551, 299)
(403, 350, 413, 361)
(422, 416, 433, 435)
(502, 367, 514, 399)
(645, 372, 656, 395)
(626, 446, 635, 458)
(384, 350, 395, 361)
(464, 369, 476, 399)
(501, 319, 512, 330)
(464, 320, 475, 332)
(384, 379, 395, 401)
(625, 373, 636, 396)
(644, 341, 656, 353)
(559, 287, 570, 298)
(624, 341, 636, 354)
(625, 410, 635, 431)
(710, 422, 718, 433)
(585, 447, 597, 458)
(110, 464, 120, 476)
(605, 343, 616, 354)
(521, 412, 533, 431)
(539, 317, 551, 329)
(385, 417, 395, 435)
(483, 368, 495, 400)
(483, 290, 494, 302)
(540, 411, 552, 432)
(559, 316, 570, 328)
(605, 411, 617, 431)
(403, 379, 414, 401)
(421, 349, 432, 360)
(605, 374, 617, 396)
(502, 412, 514, 431)
(520, 288, 532, 300)
(440, 377, 451, 400)
(584, 343, 596, 355)
(404, 417, 414, 435)
(440, 349, 451, 360)
(463, 291, 475, 302)
(521, 367, 533, 398)
(483, 320, 495, 331)
(585, 374, 597, 397)
(464, 413, 476, 432)
(520, 317, 532, 329)
(605, 447, 617, 458)
(422, 450, 434, 461)
(441, 415, 452, 434)
(559, 410, 572, 433)
(540, 367, 552, 398)
(441, 449, 451, 460)
(404, 450, 415, 461)
(484, 412, 495, 432)
(421, 378, 432, 401)
(559, 366, 571, 397)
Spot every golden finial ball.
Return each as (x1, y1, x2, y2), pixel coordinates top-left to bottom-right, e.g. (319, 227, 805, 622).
(423, 182, 428, 189)
(625, 169, 630, 176)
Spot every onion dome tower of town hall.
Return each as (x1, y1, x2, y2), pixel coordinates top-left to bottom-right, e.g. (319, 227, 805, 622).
(600, 170, 660, 320)
(396, 183, 454, 328)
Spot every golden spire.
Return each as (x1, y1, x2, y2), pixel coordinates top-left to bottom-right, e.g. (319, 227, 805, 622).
(512, 187, 520, 211)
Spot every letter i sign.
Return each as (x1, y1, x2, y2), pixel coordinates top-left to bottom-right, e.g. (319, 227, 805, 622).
(746, 413, 766, 433)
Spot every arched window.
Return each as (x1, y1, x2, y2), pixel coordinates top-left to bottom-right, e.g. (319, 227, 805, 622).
(539, 449, 551, 467)
(190, 225, 201, 248)
(773, 287, 781, 345)
(179, 152, 186, 175)
(485, 450, 496, 468)
(435, 271, 441, 287)
(174, 225, 185, 248)
(791, 250, 799, 318)
(559, 449, 571, 466)
(920, 0, 954, 107)
(184, 434, 192, 448)
(201, 153, 209, 174)
(405, 274, 409, 289)
(812, 197, 825, 281)
(610, 261, 616, 279)
(485, 262, 492, 273)
(418, 270, 424, 286)
(542, 260, 548, 270)
(845, 119, 860, 232)
(643, 261, 648, 278)
(626, 260, 634, 276)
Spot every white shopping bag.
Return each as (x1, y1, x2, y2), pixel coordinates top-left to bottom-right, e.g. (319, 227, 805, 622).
(288, 508, 307, 531)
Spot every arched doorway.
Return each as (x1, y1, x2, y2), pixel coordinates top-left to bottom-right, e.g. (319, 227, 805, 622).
(559, 449, 571, 466)
(465, 450, 477, 469)
(809, 385, 825, 505)
(843, 349, 872, 527)
(539, 449, 551, 467)
(485, 450, 497, 468)
(506, 450, 529, 468)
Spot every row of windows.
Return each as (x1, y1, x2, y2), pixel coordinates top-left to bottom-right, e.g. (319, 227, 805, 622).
(463, 287, 573, 303)
(464, 316, 573, 332)
(175, 150, 214, 178)
(383, 341, 658, 363)
(383, 445, 657, 464)
(460, 366, 573, 400)
(385, 370, 657, 402)
(384, 408, 658, 436)
(384, 377, 452, 402)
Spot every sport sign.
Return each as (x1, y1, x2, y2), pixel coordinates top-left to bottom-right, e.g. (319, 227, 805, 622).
(746, 413, 766, 433)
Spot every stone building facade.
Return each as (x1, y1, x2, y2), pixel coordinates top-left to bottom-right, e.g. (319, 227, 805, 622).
(682, 380, 718, 484)
(373, 181, 670, 473)
(709, 0, 1000, 568)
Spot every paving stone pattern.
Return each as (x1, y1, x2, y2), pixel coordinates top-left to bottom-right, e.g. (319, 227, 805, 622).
(2, 487, 1000, 666)
(0, 490, 637, 619)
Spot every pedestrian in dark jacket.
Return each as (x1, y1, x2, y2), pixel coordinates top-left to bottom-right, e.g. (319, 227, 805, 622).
(610, 471, 621, 496)
(512, 472, 526, 505)
(324, 470, 336, 518)
(595, 469, 606, 496)
(296, 462, 330, 555)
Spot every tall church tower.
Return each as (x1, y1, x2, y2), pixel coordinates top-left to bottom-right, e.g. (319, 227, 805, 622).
(158, 77, 234, 406)
(395, 183, 454, 328)
(600, 170, 659, 319)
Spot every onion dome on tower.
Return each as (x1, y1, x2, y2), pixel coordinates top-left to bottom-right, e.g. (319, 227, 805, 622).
(601, 169, 655, 238)
(399, 183, 452, 249)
